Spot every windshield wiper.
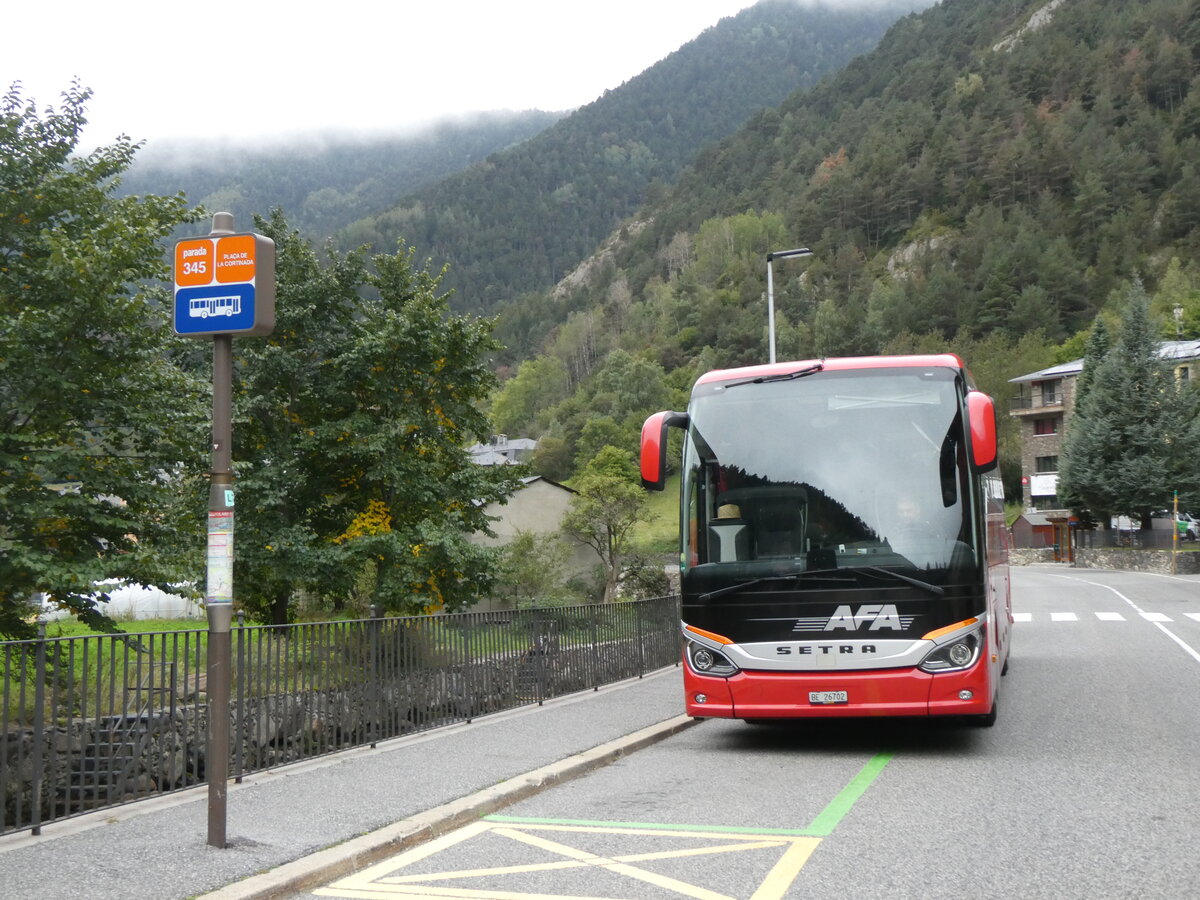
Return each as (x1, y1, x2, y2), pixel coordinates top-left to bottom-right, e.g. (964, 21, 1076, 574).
(857, 566, 944, 597)
(724, 361, 824, 389)
(698, 568, 852, 602)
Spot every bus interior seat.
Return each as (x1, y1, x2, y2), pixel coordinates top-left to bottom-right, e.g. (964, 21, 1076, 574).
(753, 497, 805, 557)
(708, 503, 750, 562)
(717, 486, 808, 559)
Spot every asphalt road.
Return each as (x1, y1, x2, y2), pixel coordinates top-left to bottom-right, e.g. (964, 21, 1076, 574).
(302, 565, 1200, 900)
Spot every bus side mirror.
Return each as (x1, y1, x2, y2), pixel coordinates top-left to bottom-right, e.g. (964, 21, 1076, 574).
(640, 410, 688, 490)
(967, 391, 998, 473)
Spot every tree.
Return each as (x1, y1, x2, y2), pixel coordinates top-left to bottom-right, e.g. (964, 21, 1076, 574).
(561, 446, 650, 603)
(226, 210, 365, 624)
(1153, 257, 1200, 339)
(1073, 316, 1110, 406)
(531, 436, 573, 482)
(587, 350, 671, 427)
(0, 82, 204, 643)
(0, 83, 204, 638)
(489, 355, 569, 437)
(574, 417, 628, 471)
(232, 211, 522, 623)
(492, 530, 585, 609)
(1059, 280, 1195, 528)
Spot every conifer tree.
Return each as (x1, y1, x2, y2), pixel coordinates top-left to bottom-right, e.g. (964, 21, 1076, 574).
(1073, 316, 1110, 405)
(1058, 280, 1192, 529)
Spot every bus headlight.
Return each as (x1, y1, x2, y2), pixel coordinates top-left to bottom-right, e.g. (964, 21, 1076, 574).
(948, 641, 974, 667)
(686, 641, 739, 677)
(919, 627, 983, 673)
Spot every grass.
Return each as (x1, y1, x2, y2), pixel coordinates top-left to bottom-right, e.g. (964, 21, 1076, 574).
(41, 618, 208, 639)
(632, 473, 681, 556)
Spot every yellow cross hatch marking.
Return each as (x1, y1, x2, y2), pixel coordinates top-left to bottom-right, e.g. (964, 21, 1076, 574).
(314, 820, 821, 900)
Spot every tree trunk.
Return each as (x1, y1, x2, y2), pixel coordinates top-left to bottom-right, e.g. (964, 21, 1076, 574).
(269, 587, 291, 626)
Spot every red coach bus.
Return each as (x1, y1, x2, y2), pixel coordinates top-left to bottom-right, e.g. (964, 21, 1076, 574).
(641, 355, 1011, 725)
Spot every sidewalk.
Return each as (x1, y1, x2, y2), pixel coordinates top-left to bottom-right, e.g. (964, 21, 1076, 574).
(0, 666, 693, 900)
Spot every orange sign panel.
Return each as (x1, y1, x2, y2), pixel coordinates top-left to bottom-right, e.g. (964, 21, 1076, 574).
(215, 234, 257, 284)
(175, 239, 214, 287)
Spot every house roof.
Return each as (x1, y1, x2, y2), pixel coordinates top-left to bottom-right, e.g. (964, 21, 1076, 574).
(471, 450, 517, 466)
(1009, 358, 1083, 384)
(1158, 339, 1200, 361)
(519, 475, 576, 493)
(1010, 340, 1200, 383)
(1013, 512, 1053, 527)
(467, 437, 539, 454)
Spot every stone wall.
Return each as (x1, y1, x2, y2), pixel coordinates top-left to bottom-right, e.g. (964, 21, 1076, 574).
(1008, 546, 1200, 573)
(1073, 547, 1200, 574)
(1009, 548, 1058, 566)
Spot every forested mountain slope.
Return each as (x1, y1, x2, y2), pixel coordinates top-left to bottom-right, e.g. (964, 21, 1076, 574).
(339, 0, 926, 312)
(118, 110, 562, 241)
(617, 0, 1200, 350)
(489, 0, 1200, 497)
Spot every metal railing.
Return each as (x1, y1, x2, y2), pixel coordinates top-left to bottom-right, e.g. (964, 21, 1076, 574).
(1, 595, 681, 837)
(1009, 394, 1064, 410)
(1074, 529, 1194, 550)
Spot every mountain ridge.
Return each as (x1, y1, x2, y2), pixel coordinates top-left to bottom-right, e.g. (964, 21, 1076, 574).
(485, 0, 1200, 499)
(335, 0, 926, 311)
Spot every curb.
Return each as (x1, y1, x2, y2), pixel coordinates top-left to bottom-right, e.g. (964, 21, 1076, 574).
(199, 713, 700, 899)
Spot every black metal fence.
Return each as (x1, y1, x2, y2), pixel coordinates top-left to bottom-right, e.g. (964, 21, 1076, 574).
(1, 596, 681, 837)
(1074, 529, 1194, 550)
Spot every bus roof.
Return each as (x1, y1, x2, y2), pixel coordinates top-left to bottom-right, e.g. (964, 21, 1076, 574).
(693, 354, 967, 388)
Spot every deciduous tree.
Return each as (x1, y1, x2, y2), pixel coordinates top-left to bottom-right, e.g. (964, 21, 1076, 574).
(562, 447, 649, 603)
(0, 83, 204, 638)
(232, 211, 522, 623)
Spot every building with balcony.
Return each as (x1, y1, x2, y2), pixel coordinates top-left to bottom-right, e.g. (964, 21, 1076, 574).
(1008, 359, 1081, 515)
(1009, 340, 1200, 516)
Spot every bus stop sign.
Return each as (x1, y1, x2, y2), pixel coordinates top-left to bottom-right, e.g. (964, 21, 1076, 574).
(173, 232, 275, 337)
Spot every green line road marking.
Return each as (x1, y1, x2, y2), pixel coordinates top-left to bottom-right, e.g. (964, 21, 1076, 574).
(804, 751, 893, 836)
(486, 750, 894, 838)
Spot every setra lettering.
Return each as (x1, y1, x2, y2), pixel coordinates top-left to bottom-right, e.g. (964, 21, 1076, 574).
(775, 643, 878, 656)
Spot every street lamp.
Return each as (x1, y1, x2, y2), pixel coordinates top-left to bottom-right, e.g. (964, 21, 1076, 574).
(766, 247, 813, 364)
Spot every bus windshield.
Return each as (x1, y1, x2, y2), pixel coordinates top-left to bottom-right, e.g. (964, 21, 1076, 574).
(682, 365, 977, 584)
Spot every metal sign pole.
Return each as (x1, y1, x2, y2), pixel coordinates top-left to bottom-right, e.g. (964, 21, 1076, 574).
(766, 261, 776, 365)
(207, 330, 234, 848)
(205, 214, 236, 849)
(173, 211, 273, 849)
(1173, 490, 1179, 576)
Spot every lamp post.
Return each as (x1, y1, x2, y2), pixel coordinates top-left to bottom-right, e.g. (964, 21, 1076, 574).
(766, 247, 813, 364)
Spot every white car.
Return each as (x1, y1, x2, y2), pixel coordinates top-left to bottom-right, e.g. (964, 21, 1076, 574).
(1149, 510, 1198, 540)
(1179, 514, 1200, 541)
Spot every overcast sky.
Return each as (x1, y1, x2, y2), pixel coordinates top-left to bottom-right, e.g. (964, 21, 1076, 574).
(6, 1, 767, 150)
(7, 1, 913, 151)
